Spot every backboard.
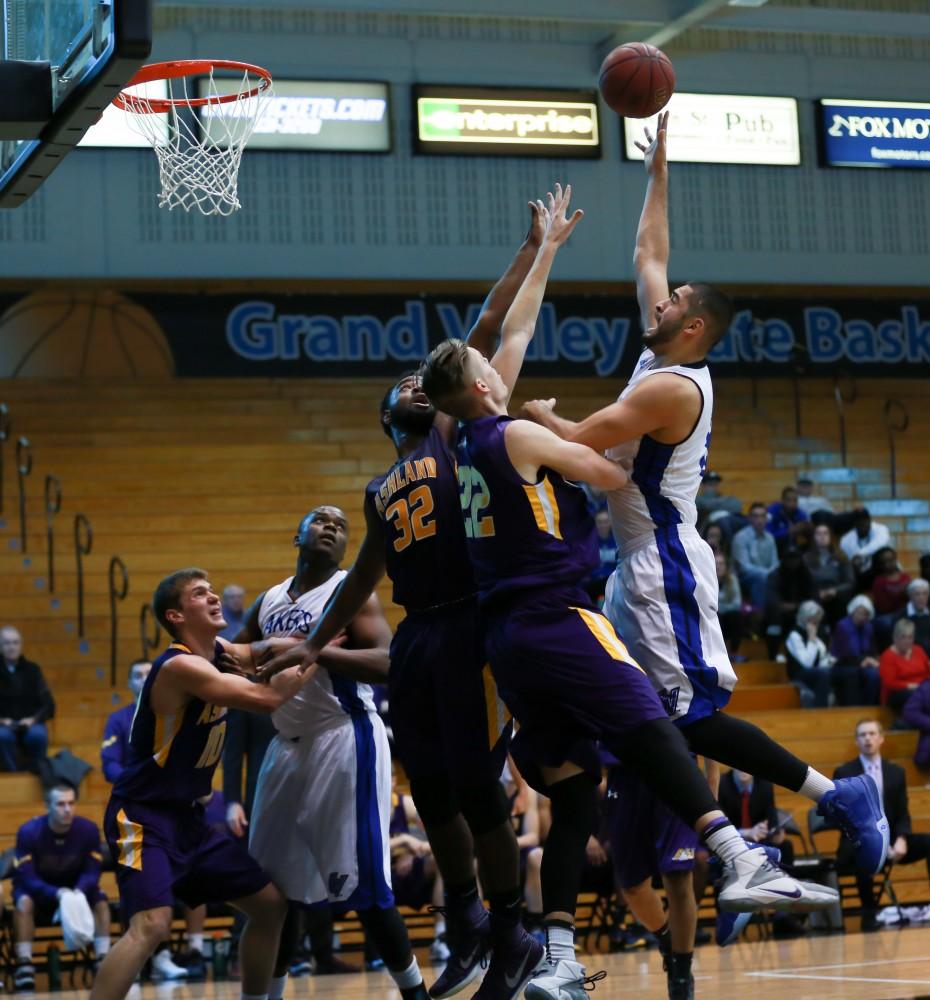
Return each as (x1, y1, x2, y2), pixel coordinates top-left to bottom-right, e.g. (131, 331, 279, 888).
(0, 0, 152, 206)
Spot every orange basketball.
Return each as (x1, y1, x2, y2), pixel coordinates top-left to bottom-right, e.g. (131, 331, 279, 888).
(598, 42, 675, 119)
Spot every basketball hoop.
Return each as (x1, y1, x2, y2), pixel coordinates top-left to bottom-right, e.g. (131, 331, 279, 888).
(115, 59, 273, 216)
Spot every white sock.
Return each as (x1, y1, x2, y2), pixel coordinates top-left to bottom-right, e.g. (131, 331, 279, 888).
(799, 767, 835, 802)
(187, 933, 204, 953)
(703, 822, 749, 864)
(15, 942, 32, 962)
(268, 973, 287, 1000)
(94, 936, 111, 956)
(389, 957, 422, 990)
(434, 916, 446, 937)
(545, 924, 575, 963)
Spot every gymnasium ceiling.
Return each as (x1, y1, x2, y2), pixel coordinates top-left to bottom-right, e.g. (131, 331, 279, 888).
(161, 0, 930, 46)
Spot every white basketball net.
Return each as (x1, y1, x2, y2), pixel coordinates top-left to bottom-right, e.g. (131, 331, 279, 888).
(119, 66, 272, 216)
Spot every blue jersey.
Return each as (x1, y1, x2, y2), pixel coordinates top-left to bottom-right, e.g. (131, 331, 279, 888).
(458, 415, 599, 608)
(13, 815, 102, 904)
(112, 642, 227, 805)
(365, 425, 476, 612)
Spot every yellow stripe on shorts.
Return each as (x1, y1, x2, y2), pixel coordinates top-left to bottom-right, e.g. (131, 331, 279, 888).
(116, 808, 144, 871)
(482, 663, 512, 749)
(570, 607, 645, 673)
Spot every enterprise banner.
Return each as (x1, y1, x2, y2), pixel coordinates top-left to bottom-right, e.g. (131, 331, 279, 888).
(413, 85, 600, 157)
(819, 99, 930, 169)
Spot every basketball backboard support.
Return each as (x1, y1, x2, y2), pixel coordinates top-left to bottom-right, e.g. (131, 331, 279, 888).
(0, 0, 152, 207)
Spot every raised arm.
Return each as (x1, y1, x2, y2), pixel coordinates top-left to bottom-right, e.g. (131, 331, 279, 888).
(504, 419, 627, 491)
(491, 183, 583, 401)
(257, 499, 388, 680)
(466, 201, 544, 360)
(633, 110, 671, 334)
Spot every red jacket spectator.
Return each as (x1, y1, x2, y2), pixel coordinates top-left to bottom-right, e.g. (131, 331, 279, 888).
(880, 618, 930, 709)
(870, 547, 911, 615)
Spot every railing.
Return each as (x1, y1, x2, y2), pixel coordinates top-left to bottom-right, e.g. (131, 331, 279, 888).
(884, 399, 910, 500)
(0, 403, 9, 516)
(15, 436, 32, 553)
(73, 514, 93, 638)
(44, 475, 62, 593)
(140, 602, 162, 662)
(833, 376, 858, 468)
(108, 556, 129, 685)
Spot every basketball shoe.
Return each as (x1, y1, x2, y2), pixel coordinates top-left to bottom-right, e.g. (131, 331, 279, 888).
(817, 774, 890, 875)
(718, 844, 839, 912)
(524, 960, 605, 1000)
(428, 899, 489, 999)
(471, 918, 544, 1000)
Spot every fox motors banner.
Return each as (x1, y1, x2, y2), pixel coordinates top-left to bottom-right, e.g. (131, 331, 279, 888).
(0, 291, 929, 379)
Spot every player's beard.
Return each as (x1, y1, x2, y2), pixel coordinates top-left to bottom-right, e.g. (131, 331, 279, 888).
(643, 315, 680, 352)
(391, 405, 436, 436)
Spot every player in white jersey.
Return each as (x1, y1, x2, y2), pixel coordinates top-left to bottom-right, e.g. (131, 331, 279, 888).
(238, 506, 428, 1000)
(521, 111, 889, 992)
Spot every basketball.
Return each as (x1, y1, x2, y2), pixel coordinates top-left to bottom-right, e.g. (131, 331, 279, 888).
(598, 42, 675, 118)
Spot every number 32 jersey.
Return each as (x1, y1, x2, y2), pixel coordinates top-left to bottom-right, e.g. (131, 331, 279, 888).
(365, 425, 476, 613)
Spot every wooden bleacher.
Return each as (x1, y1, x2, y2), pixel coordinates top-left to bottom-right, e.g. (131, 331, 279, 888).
(0, 375, 928, 953)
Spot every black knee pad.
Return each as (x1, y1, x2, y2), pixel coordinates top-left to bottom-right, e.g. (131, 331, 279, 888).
(547, 771, 599, 836)
(458, 780, 510, 838)
(409, 773, 460, 828)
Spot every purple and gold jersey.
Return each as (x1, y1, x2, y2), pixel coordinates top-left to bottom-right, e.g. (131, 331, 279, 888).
(112, 642, 227, 805)
(365, 425, 475, 612)
(457, 415, 599, 607)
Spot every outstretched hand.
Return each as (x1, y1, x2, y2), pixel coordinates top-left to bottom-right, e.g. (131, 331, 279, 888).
(634, 109, 669, 175)
(256, 639, 320, 682)
(537, 183, 584, 247)
(525, 199, 546, 247)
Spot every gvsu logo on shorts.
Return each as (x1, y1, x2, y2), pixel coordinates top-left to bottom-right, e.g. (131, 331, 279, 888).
(328, 872, 350, 898)
(659, 686, 681, 717)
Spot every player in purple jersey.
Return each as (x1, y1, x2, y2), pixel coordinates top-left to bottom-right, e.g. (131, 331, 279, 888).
(259, 186, 584, 1000)
(519, 112, 890, 942)
(90, 568, 312, 1000)
(419, 254, 839, 1000)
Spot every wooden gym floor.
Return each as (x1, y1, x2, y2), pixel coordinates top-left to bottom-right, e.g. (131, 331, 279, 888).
(34, 925, 930, 1000)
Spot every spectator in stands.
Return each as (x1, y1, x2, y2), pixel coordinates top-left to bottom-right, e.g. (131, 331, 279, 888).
(870, 547, 912, 617)
(879, 618, 930, 712)
(0, 626, 54, 773)
(715, 552, 746, 661)
(218, 584, 247, 641)
(834, 719, 930, 932)
(583, 509, 618, 605)
(839, 507, 892, 581)
(732, 502, 779, 609)
(100, 659, 201, 981)
(766, 487, 808, 554)
(784, 600, 833, 708)
(100, 660, 150, 783)
(12, 782, 110, 991)
(788, 520, 813, 556)
(701, 521, 729, 557)
(796, 477, 834, 521)
(696, 471, 743, 532)
(830, 596, 881, 707)
(895, 578, 930, 656)
(902, 681, 930, 771)
(921, 554, 930, 584)
(804, 524, 855, 625)
(764, 546, 815, 659)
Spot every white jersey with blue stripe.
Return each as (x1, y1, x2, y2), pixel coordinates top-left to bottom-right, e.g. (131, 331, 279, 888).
(259, 571, 376, 739)
(605, 348, 713, 549)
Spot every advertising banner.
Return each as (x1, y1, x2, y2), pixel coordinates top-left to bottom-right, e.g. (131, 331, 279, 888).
(819, 99, 930, 169)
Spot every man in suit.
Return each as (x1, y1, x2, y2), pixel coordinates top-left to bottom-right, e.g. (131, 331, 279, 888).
(718, 769, 794, 868)
(834, 718, 930, 930)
